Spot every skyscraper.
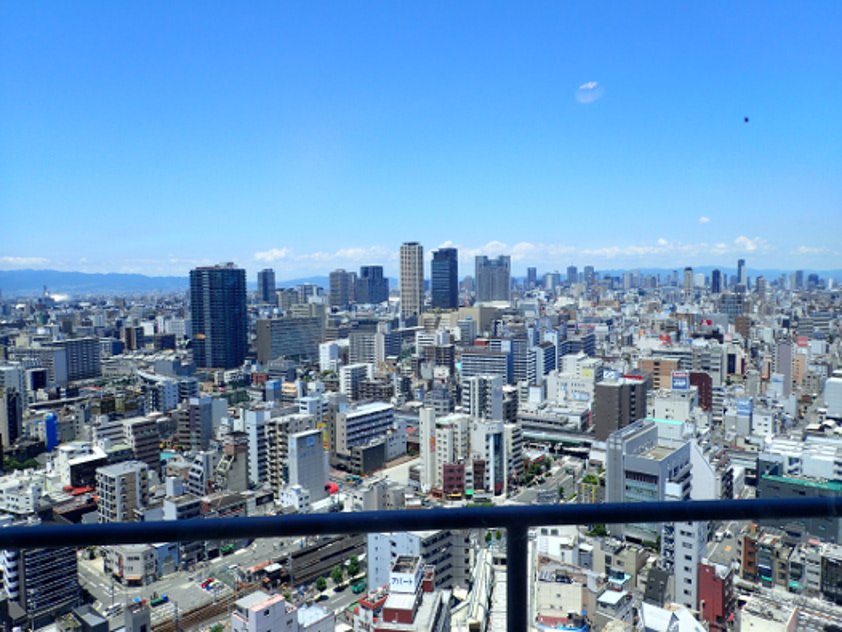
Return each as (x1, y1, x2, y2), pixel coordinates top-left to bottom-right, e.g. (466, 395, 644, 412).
(583, 265, 595, 286)
(257, 268, 276, 303)
(566, 265, 578, 285)
(431, 247, 458, 309)
(329, 269, 351, 308)
(400, 242, 424, 318)
(526, 267, 537, 289)
(475, 255, 511, 302)
(356, 265, 389, 304)
(711, 269, 722, 293)
(737, 258, 747, 287)
(190, 263, 247, 369)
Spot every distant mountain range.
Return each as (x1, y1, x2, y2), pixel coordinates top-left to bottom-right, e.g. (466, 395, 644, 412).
(1, 266, 837, 298)
(0, 269, 386, 297)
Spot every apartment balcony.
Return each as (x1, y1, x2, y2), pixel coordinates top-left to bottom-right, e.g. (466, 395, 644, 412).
(0, 496, 840, 631)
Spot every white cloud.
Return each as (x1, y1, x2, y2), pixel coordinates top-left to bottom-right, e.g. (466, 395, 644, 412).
(793, 245, 832, 256)
(254, 248, 292, 262)
(575, 80, 604, 104)
(656, 238, 669, 246)
(0, 256, 49, 267)
(698, 216, 711, 224)
(733, 235, 768, 253)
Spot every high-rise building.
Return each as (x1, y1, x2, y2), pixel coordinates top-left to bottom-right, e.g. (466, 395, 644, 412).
(593, 376, 648, 440)
(257, 268, 276, 303)
(0, 386, 22, 449)
(526, 267, 537, 289)
(1, 517, 80, 628)
(329, 269, 352, 308)
(566, 265, 578, 285)
(737, 258, 747, 287)
(431, 248, 458, 309)
(711, 269, 722, 293)
(475, 255, 511, 302)
(683, 267, 694, 293)
(356, 265, 389, 304)
(584, 265, 595, 286)
(190, 263, 247, 369)
(400, 242, 424, 318)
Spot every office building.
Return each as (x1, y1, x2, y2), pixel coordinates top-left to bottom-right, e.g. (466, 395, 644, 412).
(737, 258, 747, 287)
(0, 387, 22, 449)
(334, 402, 395, 455)
(339, 363, 374, 401)
(356, 266, 389, 304)
(1, 517, 80, 628)
(190, 263, 248, 369)
(711, 269, 722, 294)
(526, 267, 537, 289)
(49, 337, 101, 381)
(256, 317, 324, 363)
(566, 265, 578, 285)
(257, 268, 276, 304)
(288, 428, 327, 502)
(464, 375, 503, 421)
(121, 416, 161, 474)
(475, 255, 511, 302)
(329, 269, 352, 309)
(431, 248, 458, 310)
(400, 242, 424, 318)
(593, 375, 649, 441)
(584, 265, 595, 286)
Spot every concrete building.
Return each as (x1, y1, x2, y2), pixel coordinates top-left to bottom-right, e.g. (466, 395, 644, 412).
(256, 317, 323, 363)
(1, 521, 80, 628)
(329, 269, 352, 309)
(475, 255, 511, 302)
(288, 428, 327, 502)
(464, 375, 503, 421)
(400, 242, 424, 319)
(334, 402, 395, 456)
(96, 461, 149, 523)
(356, 266, 389, 305)
(339, 363, 373, 400)
(368, 531, 471, 590)
(593, 375, 649, 440)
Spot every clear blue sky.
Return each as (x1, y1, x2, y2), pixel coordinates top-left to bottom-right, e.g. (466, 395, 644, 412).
(2, 2, 841, 279)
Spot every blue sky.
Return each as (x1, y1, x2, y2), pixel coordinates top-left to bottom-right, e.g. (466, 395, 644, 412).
(2, 2, 841, 279)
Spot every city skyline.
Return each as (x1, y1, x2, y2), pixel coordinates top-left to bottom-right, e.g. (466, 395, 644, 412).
(2, 3, 841, 276)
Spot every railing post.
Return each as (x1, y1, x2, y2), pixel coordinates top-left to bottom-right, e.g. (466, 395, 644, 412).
(507, 524, 529, 631)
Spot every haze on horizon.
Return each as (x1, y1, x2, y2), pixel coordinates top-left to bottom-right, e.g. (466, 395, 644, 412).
(2, 2, 841, 278)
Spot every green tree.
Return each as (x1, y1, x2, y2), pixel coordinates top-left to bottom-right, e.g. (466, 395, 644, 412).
(485, 532, 492, 544)
(348, 555, 360, 577)
(495, 529, 502, 541)
(210, 625, 224, 632)
(331, 565, 344, 585)
(588, 524, 608, 537)
(315, 576, 327, 592)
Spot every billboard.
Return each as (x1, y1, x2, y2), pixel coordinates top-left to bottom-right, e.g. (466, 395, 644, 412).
(671, 371, 690, 391)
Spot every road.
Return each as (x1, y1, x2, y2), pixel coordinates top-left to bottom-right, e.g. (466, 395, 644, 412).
(77, 537, 308, 624)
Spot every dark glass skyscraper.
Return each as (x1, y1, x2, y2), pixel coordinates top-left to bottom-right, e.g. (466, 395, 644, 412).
(356, 266, 389, 304)
(431, 248, 458, 309)
(257, 268, 276, 303)
(190, 263, 247, 369)
(711, 269, 722, 293)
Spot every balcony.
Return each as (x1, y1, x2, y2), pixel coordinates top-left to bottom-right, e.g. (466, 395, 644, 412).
(0, 496, 840, 630)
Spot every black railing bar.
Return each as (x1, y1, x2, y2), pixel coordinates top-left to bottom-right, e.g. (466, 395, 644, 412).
(1, 497, 839, 549)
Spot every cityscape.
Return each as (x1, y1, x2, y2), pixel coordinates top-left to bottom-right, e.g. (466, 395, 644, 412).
(0, 254, 841, 631)
(2, 3, 842, 632)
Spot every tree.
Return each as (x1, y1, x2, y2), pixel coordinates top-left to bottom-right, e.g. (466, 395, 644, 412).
(495, 529, 503, 541)
(210, 625, 224, 632)
(331, 565, 344, 585)
(315, 576, 327, 592)
(587, 524, 608, 537)
(348, 555, 360, 577)
(485, 532, 493, 544)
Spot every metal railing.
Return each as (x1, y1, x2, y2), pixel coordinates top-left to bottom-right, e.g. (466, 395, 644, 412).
(2, 497, 840, 630)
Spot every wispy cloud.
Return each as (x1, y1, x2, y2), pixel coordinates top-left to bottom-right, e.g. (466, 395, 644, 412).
(793, 245, 833, 256)
(254, 245, 395, 269)
(575, 80, 604, 104)
(0, 256, 49, 267)
(698, 216, 711, 224)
